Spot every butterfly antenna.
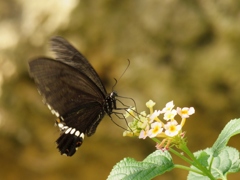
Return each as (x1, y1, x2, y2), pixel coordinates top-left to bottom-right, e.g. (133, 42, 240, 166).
(112, 59, 130, 91)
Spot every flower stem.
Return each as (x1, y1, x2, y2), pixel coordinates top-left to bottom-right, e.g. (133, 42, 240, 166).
(178, 143, 215, 180)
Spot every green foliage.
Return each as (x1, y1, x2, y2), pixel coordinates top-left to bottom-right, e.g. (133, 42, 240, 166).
(188, 147, 240, 180)
(107, 150, 174, 180)
(212, 119, 240, 157)
(109, 119, 240, 179)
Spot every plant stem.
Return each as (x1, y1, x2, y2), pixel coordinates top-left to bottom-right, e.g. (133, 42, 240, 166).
(169, 148, 193, 165)
(179, 143, 215, 180)
(174, 164, 204, 175)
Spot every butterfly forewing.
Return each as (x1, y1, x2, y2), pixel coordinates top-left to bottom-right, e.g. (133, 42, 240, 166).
(29, 58, 105, 117)
(50, 36, 107, 95)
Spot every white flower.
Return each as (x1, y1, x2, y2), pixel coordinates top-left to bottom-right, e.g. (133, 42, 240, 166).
(149, 110, 161, 122)
(163, 109, 177, 121)
(177, 107, 195, 118)
(164, 120, 181, 137)
(162, 101, 174, 113)
(148, 122, 163, 138)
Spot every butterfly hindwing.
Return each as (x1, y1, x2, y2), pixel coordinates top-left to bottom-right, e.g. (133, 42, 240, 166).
(56, 104, 105, 156)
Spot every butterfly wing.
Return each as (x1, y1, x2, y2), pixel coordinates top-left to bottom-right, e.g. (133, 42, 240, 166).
(29, 58, 106, 131)
(29, 58, 107, 156)
(56, 104, 105, 156)
(50, 36, 107, 95)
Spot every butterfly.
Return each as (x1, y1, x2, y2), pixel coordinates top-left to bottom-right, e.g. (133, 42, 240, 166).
(29, 36, 118, 156)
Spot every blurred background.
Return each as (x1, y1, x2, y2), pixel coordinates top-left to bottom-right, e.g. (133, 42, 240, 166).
(1, 0, 240, 179)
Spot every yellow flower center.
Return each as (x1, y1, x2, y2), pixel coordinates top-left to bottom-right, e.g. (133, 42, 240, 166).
(181, 109, 188, 115)
(153, 126, 160, 134)
(169, 125, 176, 132)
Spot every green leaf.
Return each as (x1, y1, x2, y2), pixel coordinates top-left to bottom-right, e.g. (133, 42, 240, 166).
(188, 147, 240, 180)
(212, 118, 240, 157)
(107, 150, 174, 180)
(195, 151, 210, 167)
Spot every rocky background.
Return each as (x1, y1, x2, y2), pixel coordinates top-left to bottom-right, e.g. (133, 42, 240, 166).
(0, 0, 240, 179)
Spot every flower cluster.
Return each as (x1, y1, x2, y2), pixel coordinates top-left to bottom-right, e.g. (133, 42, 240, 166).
(123, 100, 195, 150)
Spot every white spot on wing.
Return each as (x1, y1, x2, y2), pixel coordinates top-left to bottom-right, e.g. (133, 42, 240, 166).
(58, 123, 64, 129)
(75, 130, 80, 137)
(70, 128, 76, 134)
(63, 126, 68, 130)
(80, 133, 85, 139)
(37, 89, 42, 95)
(65, 127, 72, 134)
(46, 103, 60, 117)
(47, 104, 52, 110)
(55, 112, 60, 117)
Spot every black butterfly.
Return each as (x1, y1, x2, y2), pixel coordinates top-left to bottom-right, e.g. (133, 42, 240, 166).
(29, 36, 118, 156)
